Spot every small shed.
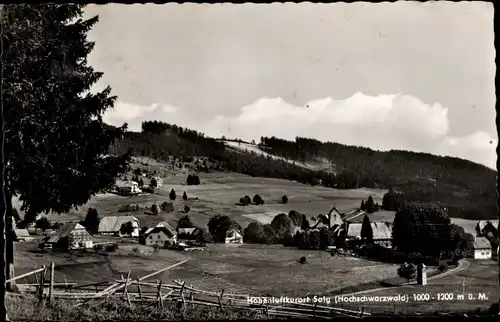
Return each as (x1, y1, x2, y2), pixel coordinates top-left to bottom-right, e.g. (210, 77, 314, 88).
(225, 229, 243, 244)
(473, 237, 493, 259)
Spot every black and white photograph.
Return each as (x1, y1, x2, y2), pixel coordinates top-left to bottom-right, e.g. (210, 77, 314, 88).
(2, 2, 498, 320)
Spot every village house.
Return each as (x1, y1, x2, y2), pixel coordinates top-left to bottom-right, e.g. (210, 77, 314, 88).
(473, 237, 493, 260)
(145, 226, 177, 247)
(98, 216, 140, 237)
(225, 228, 243, 244)
(45, 223, 93, 250)
(116, 181, 142, 195)
(13, 228, 33, 242)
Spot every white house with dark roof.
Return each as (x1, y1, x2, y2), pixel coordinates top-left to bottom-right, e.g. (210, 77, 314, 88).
(473, 237, 493, 260)
(98, 216, 140, 237)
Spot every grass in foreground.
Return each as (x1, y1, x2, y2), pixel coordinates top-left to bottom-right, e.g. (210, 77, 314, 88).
(6, 294, 271, 321)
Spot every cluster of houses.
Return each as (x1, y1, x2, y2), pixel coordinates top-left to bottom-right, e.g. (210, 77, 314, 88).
(306, 207, 498, 260)
(13, 212, 244, 251)
(114, 175, 164, 196)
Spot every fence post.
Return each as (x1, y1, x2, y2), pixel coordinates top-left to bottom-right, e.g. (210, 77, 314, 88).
(157, 280, 164, 309)
(49, 263, 55, 302)
(38, 265, 45, 301)
(137, 277, 142, 299)
(218, 289, 225, 311)
(123, 271, 131, 306)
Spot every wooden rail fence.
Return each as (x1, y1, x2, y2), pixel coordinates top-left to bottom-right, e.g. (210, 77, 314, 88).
(10, 261, 370, 319)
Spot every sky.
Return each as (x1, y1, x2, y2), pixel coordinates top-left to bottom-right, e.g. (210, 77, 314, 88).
(84, 2, 496, 169)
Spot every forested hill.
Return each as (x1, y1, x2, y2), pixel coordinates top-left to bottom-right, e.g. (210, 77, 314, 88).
(110, 120, 497, 221)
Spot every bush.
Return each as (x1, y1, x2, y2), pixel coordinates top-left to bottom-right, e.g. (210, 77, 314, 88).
(183, 191, 188, 201)
(160, 202, 174, 213)
(253, 194, 264, 205)
(281, 195, 288, 204)
(93, 244, 103, 252)
(299, 256, 307, 264)
(105, 244, 119, 252)
(438, 262, 448, 272)
(244, 195, 251, 204)
(132, 247, 139, 253)
(184, 205, 191, 213)
(239, 197, 250, 206)
(151, 204, 159, 215)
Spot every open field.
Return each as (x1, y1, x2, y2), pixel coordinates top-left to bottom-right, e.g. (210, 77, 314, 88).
(13, 166, 387, 230)
(14, 242, 401, 298)
(339, 259, 499, 315)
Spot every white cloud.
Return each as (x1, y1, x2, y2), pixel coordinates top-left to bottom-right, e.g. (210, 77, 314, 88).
(103, 93, 497, 169)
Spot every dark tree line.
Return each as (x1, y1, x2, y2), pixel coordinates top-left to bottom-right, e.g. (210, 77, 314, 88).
(113, 121, 496, 221)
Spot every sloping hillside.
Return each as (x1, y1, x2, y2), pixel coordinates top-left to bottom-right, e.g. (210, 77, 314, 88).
(109, 121, 497, 221)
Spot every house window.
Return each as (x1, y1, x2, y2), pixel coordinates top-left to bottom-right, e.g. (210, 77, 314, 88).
(481, 251, 485, 255)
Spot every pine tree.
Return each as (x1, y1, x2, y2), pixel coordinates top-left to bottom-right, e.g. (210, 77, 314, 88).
(170, 189, 176, 200)
(366, 196, 375, 213)
(183, 191, 188, 201)
(361, 215, 373, 242)
(360, 200, 365, 210)
(2, 4, 130, 289)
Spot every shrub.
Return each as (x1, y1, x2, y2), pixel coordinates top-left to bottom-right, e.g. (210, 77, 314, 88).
(187, 174, 201, 186)
(183, 191, 188, 201)
(160, 202, 174, 213)
(105, 244, 119, 252)
(438, 262, 448, 272)
(281, 195, 288, 204)
(239, 197, 250, 206)
(150, 177, 158, 189)
(184, 205, 191, 213)
(299, 256, 307, 264)
(397, 262, 416, 284)
(253, 194, 264, 205)
(93, 244, 103, 252)
(132, 247, 139, 253)
(244, 195, 251, 204)
(151, 204, 159, 215)
(169, 189, 176, 200)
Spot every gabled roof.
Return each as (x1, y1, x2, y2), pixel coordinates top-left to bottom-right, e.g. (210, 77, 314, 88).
(477, 220, 499, 232)
(47, 223, 89, 243)
(347, 223, 362, 237)
(226, 229, 242, 238)
(371, 222, 392, 239)
(146, 226, 176, 239)
(156, 221, 176, 235)
(347, 222, 392, 240)
(98, 216, 139, 233)
(14, 229, 31, 238)
(474, 237, 491, 249)
(178, 227, 203, 235)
